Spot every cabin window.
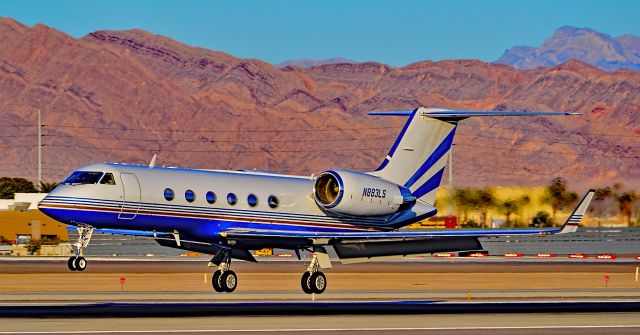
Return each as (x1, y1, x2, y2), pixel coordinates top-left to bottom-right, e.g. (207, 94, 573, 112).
(206, 191, 216, 204)
(185, 190, 196, 203)
(63, 171, 103, 185)
(268, 195, 279, 209)
(99, 173, 116, 185)
(164, 188, 174, 201)
(247, 194, 258, 207)
(227, 193, 237, 206)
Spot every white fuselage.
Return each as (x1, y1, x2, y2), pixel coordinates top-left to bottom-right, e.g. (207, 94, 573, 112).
(39, 163, 397, 242)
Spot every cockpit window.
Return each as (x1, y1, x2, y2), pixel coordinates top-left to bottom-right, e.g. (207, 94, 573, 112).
(99, 173, 116, 185)
(63, 171, 104, 185)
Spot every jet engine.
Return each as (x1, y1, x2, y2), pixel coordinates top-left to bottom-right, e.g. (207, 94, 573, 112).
(313, 170, 416, 216)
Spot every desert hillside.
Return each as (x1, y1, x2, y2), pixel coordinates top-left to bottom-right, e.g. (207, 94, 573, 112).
(0, 18, 639, 190)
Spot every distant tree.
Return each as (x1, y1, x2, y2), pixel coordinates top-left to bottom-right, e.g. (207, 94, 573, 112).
(591, 187, 613, 217)
(465, 218, 480, 228)
(452, 188, 474, 224)
(38, 181, 59, 193)
(0, 177, 38, 199)
(615, 191, 637, 226)
(595, 187, 612, 200)
(516, 194, 531, 226)
(531, 211, 552, 227)
(498, 198, 520, 227)
(541, 177, 578, 225)
(25, 236, 62, 254)
(475, 188, 496, 228)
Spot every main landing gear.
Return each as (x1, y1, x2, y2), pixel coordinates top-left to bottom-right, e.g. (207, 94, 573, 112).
(300, 249, 329, 294)
(67, 225, 93, 272)
(210, 249, 237, 293)
(206, 246, 331, 295)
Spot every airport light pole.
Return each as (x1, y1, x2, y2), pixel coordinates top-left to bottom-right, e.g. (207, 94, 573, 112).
(448, 145, 453, 187)
(37, 109, 42, 187)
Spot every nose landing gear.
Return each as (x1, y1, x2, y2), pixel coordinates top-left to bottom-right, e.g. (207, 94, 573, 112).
(67, 225, 93, 272)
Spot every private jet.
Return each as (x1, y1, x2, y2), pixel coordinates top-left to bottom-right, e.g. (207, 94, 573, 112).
(38, 107, 595, 294)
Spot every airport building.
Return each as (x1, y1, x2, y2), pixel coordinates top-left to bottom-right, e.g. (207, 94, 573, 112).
(0, 193, 70, 255)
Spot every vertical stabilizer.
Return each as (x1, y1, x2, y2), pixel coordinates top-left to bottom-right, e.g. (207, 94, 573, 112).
(367, 107, 576, 207)
(368, 107, 456, 206)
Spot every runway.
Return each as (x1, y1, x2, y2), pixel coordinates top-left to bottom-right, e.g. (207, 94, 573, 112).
(1, 257, 639, 302)
(1, 258, 639, 334)
(0, 313, 639, 334)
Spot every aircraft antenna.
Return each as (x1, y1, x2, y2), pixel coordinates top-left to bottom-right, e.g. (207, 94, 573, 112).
(149, 153, 157, 168)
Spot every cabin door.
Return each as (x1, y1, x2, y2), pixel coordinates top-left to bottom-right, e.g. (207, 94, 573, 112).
(119, 173, 141, 220)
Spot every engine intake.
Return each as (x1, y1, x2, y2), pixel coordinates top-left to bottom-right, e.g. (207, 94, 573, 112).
(314, 172, 343, 208)
(313, 170, 415, 217)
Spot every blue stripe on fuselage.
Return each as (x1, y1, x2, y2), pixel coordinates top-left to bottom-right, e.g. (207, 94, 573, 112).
(39, 207, 368, 242)
(40, 196, 388, 225)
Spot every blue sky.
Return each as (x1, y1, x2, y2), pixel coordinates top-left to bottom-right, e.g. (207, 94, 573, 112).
(1, 0, 638, 66)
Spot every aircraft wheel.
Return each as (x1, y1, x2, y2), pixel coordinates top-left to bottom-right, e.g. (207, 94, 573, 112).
(74, 256, 87, 271)
(300, 272, 313, 294)
(221, 270, 237, 293)
(67, 257, 77, 271)
(212, 270, 224, 293)
(309, 272, 326, 294)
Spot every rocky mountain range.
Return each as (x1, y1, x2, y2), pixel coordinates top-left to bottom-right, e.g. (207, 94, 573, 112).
(275, 57, 356, 69)
(497, 26, 640, 71)
(0, 18, 639, 190)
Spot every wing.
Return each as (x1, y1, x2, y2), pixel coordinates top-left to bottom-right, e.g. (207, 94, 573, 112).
(223, 189, 595, 262)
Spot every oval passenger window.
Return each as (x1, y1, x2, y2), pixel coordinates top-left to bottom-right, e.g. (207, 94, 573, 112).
(164, 188, 174, 201)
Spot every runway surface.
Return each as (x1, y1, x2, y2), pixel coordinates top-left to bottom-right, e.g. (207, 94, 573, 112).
(1, 257, 639, 302)
(1, 258, 639, 334)
(0, 313, 639, 334)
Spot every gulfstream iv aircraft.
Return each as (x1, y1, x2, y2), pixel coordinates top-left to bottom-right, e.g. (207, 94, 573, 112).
(38, 107, 595, 294)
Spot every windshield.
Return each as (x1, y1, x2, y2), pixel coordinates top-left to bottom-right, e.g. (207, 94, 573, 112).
(99, 173, 116, 185)
(63, 171, 104, 185)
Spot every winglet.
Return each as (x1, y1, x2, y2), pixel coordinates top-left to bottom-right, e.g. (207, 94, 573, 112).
(558, 189, 595, 234)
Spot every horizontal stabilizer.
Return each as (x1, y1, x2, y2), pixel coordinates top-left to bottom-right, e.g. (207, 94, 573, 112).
(370, 107, 579, 120)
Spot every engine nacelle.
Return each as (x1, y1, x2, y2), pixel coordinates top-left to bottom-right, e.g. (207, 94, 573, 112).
(313, 170, 416, 217)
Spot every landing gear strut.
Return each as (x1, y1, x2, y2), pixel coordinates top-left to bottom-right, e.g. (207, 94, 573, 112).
(301, 251, 327, 294)
(210, 249, 237, 293)
(67, 225, 93, 272)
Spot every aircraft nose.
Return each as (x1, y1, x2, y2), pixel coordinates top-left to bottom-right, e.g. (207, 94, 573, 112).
(38, 193, 53, 213)
(37, 185, 63, 216)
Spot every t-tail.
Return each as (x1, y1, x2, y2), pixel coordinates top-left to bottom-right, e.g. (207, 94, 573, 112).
(367, 107, 579, 206)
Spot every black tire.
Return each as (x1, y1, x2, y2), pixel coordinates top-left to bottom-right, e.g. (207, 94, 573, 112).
(67, 257, 77, 271)
(220, 270, 237, 293)
(300, 271, 313, 294)
(74, 256, 87, 272)
(212, 270, 224, 293)
(309, 272, 327, 294)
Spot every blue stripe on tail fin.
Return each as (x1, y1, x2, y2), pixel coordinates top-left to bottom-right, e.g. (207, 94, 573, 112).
(404, 128, 456, 188)
(411, 168, 446, 199)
